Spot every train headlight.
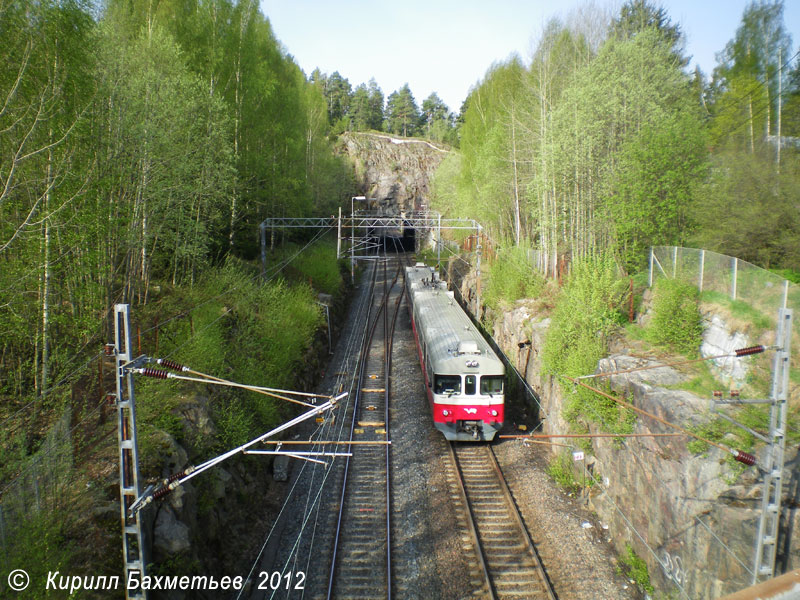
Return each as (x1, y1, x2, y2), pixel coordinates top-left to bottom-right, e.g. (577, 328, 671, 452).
(465, 360, 479, 368)
(442, 410, 450, 417)
(491, 410, 498, 417)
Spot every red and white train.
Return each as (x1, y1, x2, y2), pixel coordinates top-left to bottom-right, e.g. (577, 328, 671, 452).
(405, 263, 505, 441)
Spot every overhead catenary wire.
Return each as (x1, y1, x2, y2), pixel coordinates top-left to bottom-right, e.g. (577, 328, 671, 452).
(135, 366, 318, 408)
(130, 395, 344, 515)
(239, 260, 376, 599)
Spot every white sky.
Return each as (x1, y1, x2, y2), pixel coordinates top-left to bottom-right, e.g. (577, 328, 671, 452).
(261, 0, 800, 113)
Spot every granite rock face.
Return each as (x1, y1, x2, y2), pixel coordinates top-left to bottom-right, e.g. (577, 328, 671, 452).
(446, 260, 799, 598)
(338, 132, 448, 212)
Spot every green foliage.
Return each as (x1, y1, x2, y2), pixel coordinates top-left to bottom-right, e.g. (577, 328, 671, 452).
(769, 268, 800, 285)
(385, 83, 421, 137)
(610, 111, 708, 271)
(699, 291, 774, 332)
(483, 245, 544, 308)
(611, 0, 687, 65)
(432, 22, 709, 270)
(618, 542, 654, 594)
(546, 452, 583, 494)
(691, 151, 800, 271)
(543, 255, 627, 377)
(543, 256, 634, 433)
(2, 509, 74, 599)
(133, 259, 323, 469)
(647, 278, 704, 357)
(666, 362, 721, 397)
(688, 410, 761, 484)
(456, 56, 530, 241)
(277, 240, 344, 296)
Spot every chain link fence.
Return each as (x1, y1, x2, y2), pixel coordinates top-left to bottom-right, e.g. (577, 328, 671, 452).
(649, 246, 798, 326)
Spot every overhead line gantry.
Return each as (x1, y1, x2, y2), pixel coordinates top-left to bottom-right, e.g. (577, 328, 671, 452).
(259, 201, 482, 282)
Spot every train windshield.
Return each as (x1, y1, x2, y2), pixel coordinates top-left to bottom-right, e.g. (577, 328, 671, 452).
(480, 376, 504, 396)
(434, 375, 461, 395)
(465, 375, 476, 395)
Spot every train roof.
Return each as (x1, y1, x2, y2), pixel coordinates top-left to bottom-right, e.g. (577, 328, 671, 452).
(405, 264, 504, 375)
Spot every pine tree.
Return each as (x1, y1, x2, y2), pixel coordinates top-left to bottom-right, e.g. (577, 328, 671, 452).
(385, 84, 420, 136)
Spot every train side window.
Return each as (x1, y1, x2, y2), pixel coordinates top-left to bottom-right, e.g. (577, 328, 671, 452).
(480, 376, 504, 396)
(434, 375, 461, 395)
(465, 375, 476, 395)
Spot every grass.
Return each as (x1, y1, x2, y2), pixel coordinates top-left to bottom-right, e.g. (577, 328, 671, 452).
(269, 239, 344, 296)
(699, 290, 774, 332)
(664, 361, 720, 397)
(617, 543, 654, 594)
(648, 278, 703, 357)
(546, 452, 584, 495)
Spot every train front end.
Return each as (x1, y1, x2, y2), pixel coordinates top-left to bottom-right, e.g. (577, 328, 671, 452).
(429, 346, 505, 441)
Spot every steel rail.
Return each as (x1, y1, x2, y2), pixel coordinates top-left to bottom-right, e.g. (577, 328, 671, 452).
(447, 442, 496, 600)
(383, 258, 392, 600)
(486, 446, 558, 600)
(449, 443, 558, 600)
(326, 258, 404, 599)
(326, 261, 379, 599)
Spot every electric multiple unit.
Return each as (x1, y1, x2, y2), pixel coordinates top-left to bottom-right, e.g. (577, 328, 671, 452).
(405, 263, 505, 441)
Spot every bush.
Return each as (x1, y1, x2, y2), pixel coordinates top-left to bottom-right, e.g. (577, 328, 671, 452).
(542, 255, 634, 434)
(618, 543, 654, 594)
(135, 259, 324, 464)
(546, 452, 583, 494)
(286, 241, 343, 295)
(483, 245, 544, 308)
(648, 278, 703, 357)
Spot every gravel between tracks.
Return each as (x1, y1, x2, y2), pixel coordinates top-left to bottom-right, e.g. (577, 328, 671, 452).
(492, 440, 639, 599)
(245, 264, 640, 599)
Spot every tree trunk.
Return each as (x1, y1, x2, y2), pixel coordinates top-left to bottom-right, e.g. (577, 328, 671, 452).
(40, 132, 53, 398)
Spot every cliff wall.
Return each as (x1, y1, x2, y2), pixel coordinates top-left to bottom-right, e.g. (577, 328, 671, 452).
(446, 258, 800, 599)
(337, 132, 449, 213)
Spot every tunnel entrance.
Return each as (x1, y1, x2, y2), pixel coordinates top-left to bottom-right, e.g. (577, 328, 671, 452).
(381, 222, 416, 253)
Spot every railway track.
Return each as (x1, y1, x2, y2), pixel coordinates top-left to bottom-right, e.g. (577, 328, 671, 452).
(447, 442, 558, 600)
(326, 258, 405, 599)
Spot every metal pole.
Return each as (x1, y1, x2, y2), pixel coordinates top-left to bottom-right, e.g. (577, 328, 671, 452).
(752, 309, 793, 583)
(732, 257, 738, 301)
(114, 305, 147, 599)
(672, 246, 678, 278)
(260, 222, 266, 278)
(649, 247, 654, 288)
(437, 213, 441, 268)
(350, 197, 355, 284)
(337, 206, 342, 259)
(783, 280, 789, 309)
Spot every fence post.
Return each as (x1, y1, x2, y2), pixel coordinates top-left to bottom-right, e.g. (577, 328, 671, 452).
(699, 250, 705, 293)
(732, 257, 738, 301)
(784, 280, 789, 309)
(673, 247, 678, 278)
(649, 248, 654, 288)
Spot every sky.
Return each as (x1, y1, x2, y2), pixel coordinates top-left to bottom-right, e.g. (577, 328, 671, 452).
(261, 0, 800, 113)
